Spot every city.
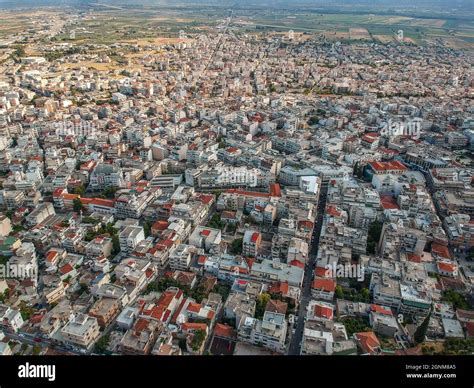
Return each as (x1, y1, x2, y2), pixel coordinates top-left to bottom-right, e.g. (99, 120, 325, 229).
(0, 0, 472, 372)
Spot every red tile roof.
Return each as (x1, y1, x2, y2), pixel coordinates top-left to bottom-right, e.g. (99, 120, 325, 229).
(196, 194, 214, 205)
(437, 261, 456, 273)
(152, 220, 169, 231)
(369, 160, 407, 172)
(298, 220, 314, 229)
(269, 183, 281, 197)
(289, 259, 305, 268)
(268, 281, 289, 295)
(432, 243, 451, 259)
(407, 253, 422, 263)
(225, 189, 270, 198)
(213, 323, 236, 339)
(362, 133, 379, 143)
(250, 232, 260, 243)
(88, 198, 116, 208)
(355, 331, 381, 354)
(326, 205, 342, 217)
(187, 302, 201, 314)
(380, 195, 400, 210)
(181, 322, 208, 332)
(312, 278, 336, 292)
(314, 303, 333, 320)
(59, 263, 74, 275)
(315, 266, 331, 278)
(133, 318, 150, 334)
(371, 304, 393, 316)
(465, 322, 474, 338)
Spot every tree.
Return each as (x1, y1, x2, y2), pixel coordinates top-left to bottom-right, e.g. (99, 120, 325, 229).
(94, 334, 110, 354)
(19, 301, 34, 321)
(212, 283, 230, 301)
(207, 214, 224, 230)
(443, 338, 474, 355)
(102, 187, 118, 199)
(467, 246, 474, 261)
(143, 221, 152, 238)
(353, 161, 362, 178)
(255, 293, 271, 319)
(0, 288, 9, 303)
(74, 185, 86, 196)
(441, 290, 470, 310)
(335, 285, 344, 299)
(191, 329, 206, 351)
(112, 235, 120, 255)
(73, 198, 84, 213)
(367, 221, 383, 254)
(414, 308, 432, 345)
(342, 317, 371, 337)
(361, 288, 370, 301)
(82, 216, 100, 225)
(229, 238, 243, 255)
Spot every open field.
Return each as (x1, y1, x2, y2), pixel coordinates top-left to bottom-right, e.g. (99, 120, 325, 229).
(0, 6, 472, 51)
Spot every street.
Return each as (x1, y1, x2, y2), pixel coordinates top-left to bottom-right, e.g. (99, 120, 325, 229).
(288, 186, 328, 355)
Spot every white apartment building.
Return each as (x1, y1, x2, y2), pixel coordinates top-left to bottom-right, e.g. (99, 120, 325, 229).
(188, 226, 221, 253)
(119, 226, 145, 253)
(61, 313, 100, 348)
(237, 311, 288, 353)
(0, 304, 24, 332)
(89, 163, 124, 190)
(169, 244, 194, 271)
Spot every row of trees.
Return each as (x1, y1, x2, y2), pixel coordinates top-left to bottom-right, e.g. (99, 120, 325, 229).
(366, 220, 383, 254)
(83, 223, 120, 255)
(145, 277, 219, 304)
(335, 285, 370, 303)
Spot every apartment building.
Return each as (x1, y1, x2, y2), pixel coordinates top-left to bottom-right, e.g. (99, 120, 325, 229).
(224, 292, 256, 325)
(115, 189, 157, 219)
(88, 297, 121, 328)
(25, 202, 55, 227)
(61, 313, 100, 348)
(443, 214, 474, 253)
(3, 190, 25, 210)
(85, 236, 113, 258)
(119, 226, 145, 253)
(242, 230, 261, 257)
(279, 166, 317, 187)
(0, 304, 24, 332)
(311, 278, 336, 301)
(237, 311, 288, 353)
(120, 318, 163, 355)
(370, 273, 402, 310)
(169, 244, 194, 271)
(188, 226, 221, 253)
(250, 259, 304, 287)
(301, 320, 355, 355)
(89, 163, 124, 190)
(43, 275, 66, 305)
